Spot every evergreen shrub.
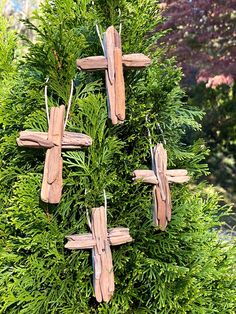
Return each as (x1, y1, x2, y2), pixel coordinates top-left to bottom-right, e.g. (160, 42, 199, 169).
(0, 1, 235, 313)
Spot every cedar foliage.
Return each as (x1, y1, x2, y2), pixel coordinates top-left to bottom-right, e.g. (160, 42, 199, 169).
(0, 1, 235, 313)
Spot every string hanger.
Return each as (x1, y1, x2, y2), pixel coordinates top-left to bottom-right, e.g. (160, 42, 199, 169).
(44, 78, 74, 130)
(91, 1, 105, 53)
(145, 114, 154, 166)
(91, 1, 122, 51)
(95, 24, 105, 54)
(44, 77, 50, 125)
(145, 114, 167, 146)
(157, 122, 166, 146)
(145, 114, 167, 169)
(118, 8, 122, 35)
(85, 188, 108, 231)
(103, 189, 107, 225)
(84, 188, 92, 231)
(64, 79, 74, 130)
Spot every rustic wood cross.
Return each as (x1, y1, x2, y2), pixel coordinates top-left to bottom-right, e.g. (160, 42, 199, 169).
(65, 206, 133, 302)
(76, 26, 151, 124)
(133, 143, 190, 231)
(17, 105, 92, 204)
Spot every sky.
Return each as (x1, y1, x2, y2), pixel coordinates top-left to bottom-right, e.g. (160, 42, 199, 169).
(3, 0, 38, 13)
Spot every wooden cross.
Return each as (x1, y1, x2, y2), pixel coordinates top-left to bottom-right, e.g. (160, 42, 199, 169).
(76, 26, 151, 124)
(133, 143, 190, 231)
(17, 105, 92, 204)
(65, 206, 133, 302)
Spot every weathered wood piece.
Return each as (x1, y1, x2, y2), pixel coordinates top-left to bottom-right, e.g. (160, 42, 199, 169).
(17, 131, 92, 149)
(76, 56, 108, 71)
(133, 143, 190, 231)
(122, 54, 151, 68)
(76, 26, 151, 124)
(65, 206, 133, 303)
(17, 105, 92, 204)
(41, 106, 64, 203)
(76, 54, 151, 71)
(114, 47, 125, 121)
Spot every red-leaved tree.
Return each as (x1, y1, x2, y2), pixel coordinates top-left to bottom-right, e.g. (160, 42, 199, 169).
(158, 1, 236, 87)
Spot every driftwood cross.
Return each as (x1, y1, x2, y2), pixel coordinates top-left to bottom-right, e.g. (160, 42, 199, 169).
(17, 105, 92, 204)
(65, 206, 133, 302)
(77, 26, 151, 124)
(133, 143, 190, 231)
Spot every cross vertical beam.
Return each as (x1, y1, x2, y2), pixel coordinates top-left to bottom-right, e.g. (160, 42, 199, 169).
(41, 106, 64, 203)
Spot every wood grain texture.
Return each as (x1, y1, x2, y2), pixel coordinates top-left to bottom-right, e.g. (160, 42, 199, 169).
(65, 233, 96, 249)
(42, 106, 64, 203)
(133, 169, 155, 178)
(47, 146, 60, 184)
(76, 54, 151, 70)
(17, 105, 92, 204)
(47, 107, 55, 142)
(103, 26, 118, 124)
(153, 186, 158, 226)
(133, 143, 190, 230)
(52, 105, 64, 146)
(109, 227, 132, 246)
(154, 144, 170, 229)
(161, 145, 172, 222)
(167, 175, 190, 183)
(166, 169, 188, 177)
(17, 134, 54, 148)
(48, 156, 63, 203)
(105, 26, 115, 84)
(41, 150, 50, 203)
(114, 27, 121, 48)
(114, 47, 125, 121)
(155, 185, 167, 231)
(64, 206, 132, 303)
(76, 26, 151, 125)
(17, 131, 92, 149)
(105, 71, 117, 124)
(154, 144, 167, 201)
(133, 169, 158, 184)
(77, 56, 107, 70)
(122, 53, 151, 68)
(165, 172, 172, 222)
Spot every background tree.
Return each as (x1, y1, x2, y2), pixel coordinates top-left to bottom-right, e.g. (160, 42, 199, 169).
(188, 82, 236, 221)
(0, 2, 17, 114)
(158, 1, 236, 218)
(158, 0, 236, 86)
(0, 0, 235, 313)
(3, 0, 42, 41)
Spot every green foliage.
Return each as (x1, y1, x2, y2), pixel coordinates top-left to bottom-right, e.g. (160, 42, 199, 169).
(0, 8, 17, 116)
(0, 0, 235, 313)
(0, 10, 16, 82)
(189, 83, 236, 148)
(188, 82, 236, 215)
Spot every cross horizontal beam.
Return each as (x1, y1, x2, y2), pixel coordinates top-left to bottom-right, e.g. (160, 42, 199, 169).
(77, 53, 151, 71)
(65, 227, 132, 249)
(133, 169, 190, 184)
(17, 131, 92, 149)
